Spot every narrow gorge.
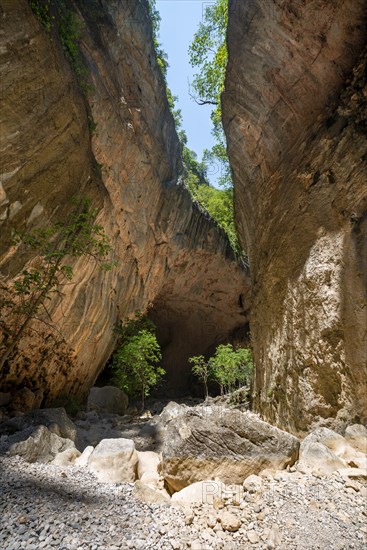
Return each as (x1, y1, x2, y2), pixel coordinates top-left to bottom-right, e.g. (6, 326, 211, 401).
(0, 0, 250, 402)
(0, 1, 366, 549)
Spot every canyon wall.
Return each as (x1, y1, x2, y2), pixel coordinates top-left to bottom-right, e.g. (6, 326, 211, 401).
(223, 0, 367, 432)
(0, 0, 250, 402)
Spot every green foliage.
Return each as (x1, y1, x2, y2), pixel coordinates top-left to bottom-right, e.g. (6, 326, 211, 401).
(0, 197, 113, 371)
(187, 180, 241, 253)
(189, 355, 211, 398)
(189, 344, 253, 398)
(189, 0, 231, 188)
(148, 0, 169, 78)
(146, 1, 242, 256)
(209, 344, 253, 394)
(112, 319, 164, 410)
(29, 0, 52, 32)
(28, 0, 93, 97)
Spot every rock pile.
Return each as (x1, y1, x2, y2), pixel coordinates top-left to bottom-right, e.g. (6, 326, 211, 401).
(0, 401, 366, 549)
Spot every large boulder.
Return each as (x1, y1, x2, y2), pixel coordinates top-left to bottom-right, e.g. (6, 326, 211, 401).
(88, 438, 138, 483)
(6, 425, 75, 463)
(297, 427, 366, 474)
(87, 386, 128, 416)
(160, 402, 189, 425)
(0, 407, 77, 442)
(344, 425, 367, 454)
(160, 407, 300, 492)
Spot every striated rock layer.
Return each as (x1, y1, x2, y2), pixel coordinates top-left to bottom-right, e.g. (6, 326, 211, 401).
(223, 0, 367, 432)
(0, 0, 249, 402)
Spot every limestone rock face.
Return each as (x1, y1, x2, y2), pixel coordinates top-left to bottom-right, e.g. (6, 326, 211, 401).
(0, 0, 249, 401)
(223, 0, 367, 431)
(160, 406, 300, 492)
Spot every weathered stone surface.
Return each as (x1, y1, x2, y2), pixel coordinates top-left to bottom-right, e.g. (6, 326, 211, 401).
(6, 425, 75, 463)
(345, 425, 367, 454)
(133, 480, 170, 505)
(160, 402, 189, 425)
(137, 450, 161, 479)
(10, 388, 39, 413)
(171, 481, 226, 506)
(88, 438, 138, 483)
(0, 0, 249, 402)
(0, 408, 76, 442)
(297, 428, 366, 474)
(87, 386, 128, 416)
(161, 407, 300, 492)
(74, 445, 94, 468)
(243, 474, 263, 493)
(220, 511, 241, 532)
(223, 0, 367, 431)
(51, 447, 81, 467)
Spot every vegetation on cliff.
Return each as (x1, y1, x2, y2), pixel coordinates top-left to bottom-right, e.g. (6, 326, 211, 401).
(0, 198, 113, 372)
(148, 0, 242, 256)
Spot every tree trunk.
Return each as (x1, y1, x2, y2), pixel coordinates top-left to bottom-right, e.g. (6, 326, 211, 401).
(141, 385, 145, 412)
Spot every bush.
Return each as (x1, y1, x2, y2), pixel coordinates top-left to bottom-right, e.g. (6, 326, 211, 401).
(111, 315, 164, 410)
(189, 344, 253, 398)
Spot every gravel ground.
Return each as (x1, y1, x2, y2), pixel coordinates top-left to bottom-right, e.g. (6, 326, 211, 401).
(1, 455, 366, 550)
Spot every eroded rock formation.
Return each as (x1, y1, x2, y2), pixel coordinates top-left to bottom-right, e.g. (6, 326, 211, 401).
(0, 0, 249, 401)
(223, 0, 367, 432)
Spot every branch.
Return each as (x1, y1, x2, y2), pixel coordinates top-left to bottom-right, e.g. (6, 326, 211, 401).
(189, 90, 218, 106)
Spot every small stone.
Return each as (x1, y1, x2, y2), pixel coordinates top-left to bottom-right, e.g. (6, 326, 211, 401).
(220, 511, 241, 532)
(18, 516, 29, 524)
(206, 515, 217, 528)
(247, 530, 260, 544)
(185, 512, 194, 526)
(213, 496, 225, 510)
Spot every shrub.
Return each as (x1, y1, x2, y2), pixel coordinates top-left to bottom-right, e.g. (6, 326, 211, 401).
(112, 316, 164, 411)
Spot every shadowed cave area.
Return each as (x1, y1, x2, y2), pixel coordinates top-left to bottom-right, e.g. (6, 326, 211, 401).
(97, 289, 250, 397)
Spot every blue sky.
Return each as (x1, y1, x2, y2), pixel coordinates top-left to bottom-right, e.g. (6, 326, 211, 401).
(156, 0, 220, 184)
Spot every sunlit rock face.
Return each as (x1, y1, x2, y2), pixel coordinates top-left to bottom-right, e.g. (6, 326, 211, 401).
(0, 0, 250, 402)
(223, 0, 367, 432)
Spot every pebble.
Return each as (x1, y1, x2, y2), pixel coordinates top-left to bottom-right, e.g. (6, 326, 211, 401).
(1, 443, 366, 550)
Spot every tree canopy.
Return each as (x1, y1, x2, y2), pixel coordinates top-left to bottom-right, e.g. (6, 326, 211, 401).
(189, 0, 231, 188)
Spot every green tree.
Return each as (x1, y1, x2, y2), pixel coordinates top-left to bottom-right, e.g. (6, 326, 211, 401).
(209, 344, 253, 394)
(148, 1, 243, 257)
(0, 197, 113, 371)
(112, 329, 163, 411)
(189, 355, 212, 399)
(234, 347, 254, 388)
(189, 0, 231, 188)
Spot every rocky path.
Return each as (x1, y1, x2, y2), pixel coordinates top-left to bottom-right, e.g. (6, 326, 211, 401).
(1, 454, 366, 550)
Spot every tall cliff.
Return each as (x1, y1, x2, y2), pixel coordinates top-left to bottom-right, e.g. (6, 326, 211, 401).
(223, 0, 367, 432)
(0, 0, 250, 402)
